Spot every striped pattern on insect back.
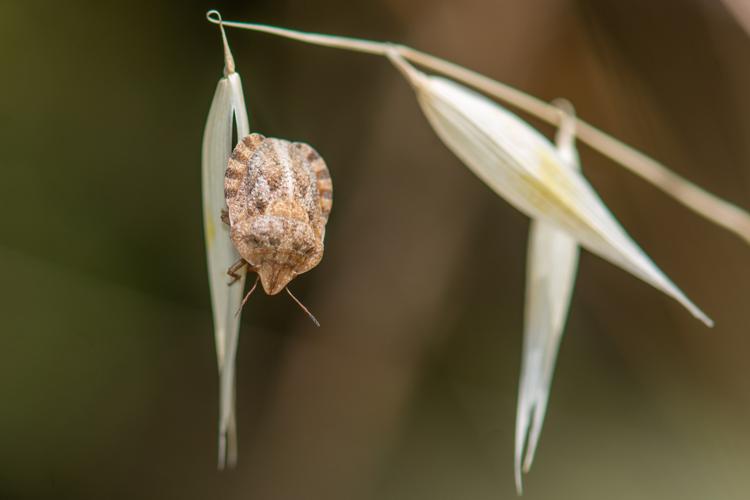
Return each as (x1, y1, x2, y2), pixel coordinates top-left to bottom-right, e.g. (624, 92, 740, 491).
(286, 142, 332, 232)
(225, 133, 265, 224)
(306, 148, 332, 223)
(243, 139, 298, 222)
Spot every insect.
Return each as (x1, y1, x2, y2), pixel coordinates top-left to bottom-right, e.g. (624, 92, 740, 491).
(222, 133, 333, 324)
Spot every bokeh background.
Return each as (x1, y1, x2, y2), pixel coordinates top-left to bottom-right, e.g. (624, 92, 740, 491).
(2, 1, 750, 499)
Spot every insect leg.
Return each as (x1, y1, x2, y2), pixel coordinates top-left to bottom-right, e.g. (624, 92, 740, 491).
(227, 259, 248, 285)
(220, 209, 230, 226)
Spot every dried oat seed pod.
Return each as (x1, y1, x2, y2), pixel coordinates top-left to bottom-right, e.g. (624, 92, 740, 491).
(202, 10, 250, 469)
(386, 49, 711, 327)
(515, 101, 580, 493)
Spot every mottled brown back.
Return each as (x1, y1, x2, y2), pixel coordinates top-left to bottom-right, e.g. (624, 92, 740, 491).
(225, 134, 332, 235)
(224, 133, 333, 295)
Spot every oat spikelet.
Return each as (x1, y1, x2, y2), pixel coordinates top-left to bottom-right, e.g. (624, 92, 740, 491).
(202, 10, 250, 469)
(515, 102, 580, 494)
(386, 49, 711, 327)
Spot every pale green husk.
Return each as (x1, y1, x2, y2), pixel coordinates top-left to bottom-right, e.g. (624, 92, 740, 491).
(387, 50, 711, 328)
(384, 52, 714, 491)
(201, 69, 249, 469)
(515, 107, 580, 493)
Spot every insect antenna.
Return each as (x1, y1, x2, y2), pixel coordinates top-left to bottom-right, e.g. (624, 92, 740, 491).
(285, 287, 321, 327)
(235, 275, 260, 316)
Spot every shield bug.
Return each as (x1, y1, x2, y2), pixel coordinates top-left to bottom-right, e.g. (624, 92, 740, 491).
(222, 133, 332, 324)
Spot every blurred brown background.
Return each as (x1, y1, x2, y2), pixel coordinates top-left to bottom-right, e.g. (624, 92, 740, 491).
(1, 1, 749, 499)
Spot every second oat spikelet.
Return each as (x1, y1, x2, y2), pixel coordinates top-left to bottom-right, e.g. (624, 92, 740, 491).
(385, 48, 712, 328)
(515, 102, 580, 493)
